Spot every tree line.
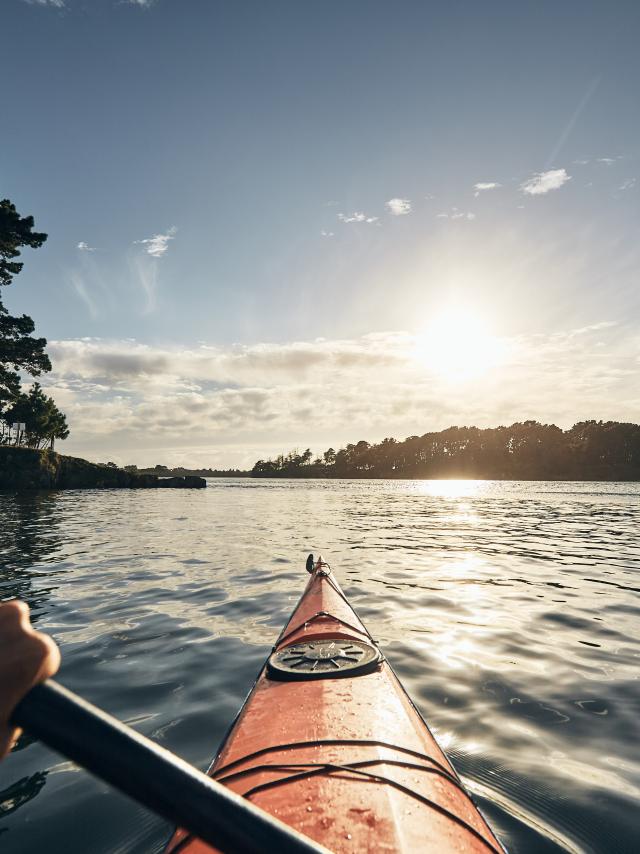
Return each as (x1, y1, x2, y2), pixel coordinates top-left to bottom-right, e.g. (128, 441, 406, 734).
(0, 200, 68, 449)
(251, 421, 640, 480)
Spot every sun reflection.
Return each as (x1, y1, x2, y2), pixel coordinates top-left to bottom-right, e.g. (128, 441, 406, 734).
(415, 479, 487, 498)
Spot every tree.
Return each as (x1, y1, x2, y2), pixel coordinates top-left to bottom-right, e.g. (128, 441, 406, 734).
(0, 199, 51, 408)
(4, 383, 69, 449)
(323, 448, 336, 466)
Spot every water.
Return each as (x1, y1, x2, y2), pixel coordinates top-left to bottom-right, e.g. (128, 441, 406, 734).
(0, 479, 638, 853)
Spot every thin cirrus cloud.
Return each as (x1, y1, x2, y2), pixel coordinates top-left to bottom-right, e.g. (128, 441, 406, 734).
(337, 212, 378, 224)
(134, 226, 177, 258)
(70, 229, 176, 317)
(474, 182, 501, 197)
(436, 210, 476, 221)
(69, 272, 99, 319)
(385, 198, 412, 216)
(22, 0, 65, 6)
(520, 168, 571, 196)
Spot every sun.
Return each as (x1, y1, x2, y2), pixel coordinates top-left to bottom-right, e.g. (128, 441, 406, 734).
(414, 307, 504, 381)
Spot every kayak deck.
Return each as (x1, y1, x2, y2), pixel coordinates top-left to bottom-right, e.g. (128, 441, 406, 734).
(166, 558, 503, 853)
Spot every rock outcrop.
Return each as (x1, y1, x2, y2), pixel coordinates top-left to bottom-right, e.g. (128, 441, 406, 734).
(0, 448, 206, 490)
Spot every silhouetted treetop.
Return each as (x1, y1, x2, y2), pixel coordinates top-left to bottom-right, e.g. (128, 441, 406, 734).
(0, 200, 54, 410)
(251, 421, 640, 481)
(0, 199, 47, 288)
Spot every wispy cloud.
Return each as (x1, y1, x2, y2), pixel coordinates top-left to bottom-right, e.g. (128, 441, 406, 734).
(320, 229, 335, 237)
(69, 273, 98, 319)
(130, 255, 159, 314)
(337, 212, 378, 224)
(619, 178, 637, 191)
(436, 209, 475, 221)
(474, 182, 501, 197)
(125, 0, 158, 6)
(77, 241, 97, 252)
(22, 0, 65, 7)
(545, 76, 601, 168)
(520, 168, 571, 196)
(134, 226, 177, 258)
(385, 198, 412, 216)
(597, 157, 617, 166)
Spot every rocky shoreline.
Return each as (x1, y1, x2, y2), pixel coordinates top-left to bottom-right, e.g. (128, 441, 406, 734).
(0, 447, 206, 490)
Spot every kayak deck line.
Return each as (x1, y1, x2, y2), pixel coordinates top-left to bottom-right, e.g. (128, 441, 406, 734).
(211, 738, 459, 778)
(165, 556, 506, 853)
(275, 609, 372, 650)
(223, 761, 501, 854)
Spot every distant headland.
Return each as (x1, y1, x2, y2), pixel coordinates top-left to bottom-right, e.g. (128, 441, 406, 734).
(126, 464, 250, 478)
(0, 448, 206, 490)
(251, 421, 640, 481)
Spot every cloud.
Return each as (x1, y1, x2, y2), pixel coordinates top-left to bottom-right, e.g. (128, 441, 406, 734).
(619, 178, 636, 191)
(337, 212, 378, 224)
(44, 321, 638, 468)
(474, 182, 501, 197)
(385, 198, 412, 216)
(520, 169, 571, 196)
(134, 226, 177, 258)
(320, 230, 335, 237)
(69, 273, 98, 319)
(436, 209, 475, 221)
(125, 0, 158, 6)
(130, 255, 159, 313)
(77, 241, 97, 252)
(22, 0, 65, 7)
(597, 157, 617, 166)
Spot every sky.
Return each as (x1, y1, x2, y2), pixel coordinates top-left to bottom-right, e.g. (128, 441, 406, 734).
(2, 0, 639, 468)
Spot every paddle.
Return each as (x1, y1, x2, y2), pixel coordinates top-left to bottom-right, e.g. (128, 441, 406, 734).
(11, 679, 328, 854)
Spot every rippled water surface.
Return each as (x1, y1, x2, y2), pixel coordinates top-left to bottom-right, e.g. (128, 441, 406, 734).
(1, 480, 639, 853)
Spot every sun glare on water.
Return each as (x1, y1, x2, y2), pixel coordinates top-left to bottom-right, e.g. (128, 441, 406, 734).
(414, 308, 504, 381)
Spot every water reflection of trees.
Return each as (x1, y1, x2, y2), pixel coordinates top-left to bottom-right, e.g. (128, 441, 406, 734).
(0, 492, 63, 614)
(0, 772, 48, 821)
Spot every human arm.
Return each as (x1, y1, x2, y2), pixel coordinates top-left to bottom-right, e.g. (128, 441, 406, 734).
(0, 601, 60, 759)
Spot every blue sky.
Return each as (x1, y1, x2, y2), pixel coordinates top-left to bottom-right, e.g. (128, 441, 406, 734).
(3, 0, 639, 466)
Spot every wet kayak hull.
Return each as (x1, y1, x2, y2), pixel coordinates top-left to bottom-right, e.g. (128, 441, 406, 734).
(165, 559, 503, 853)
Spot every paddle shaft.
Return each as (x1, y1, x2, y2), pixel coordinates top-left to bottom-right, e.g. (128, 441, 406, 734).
(12, 680, 328, 854)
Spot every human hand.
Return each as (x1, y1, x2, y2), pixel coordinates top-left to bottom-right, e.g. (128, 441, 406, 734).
(0, 601, 60, 759)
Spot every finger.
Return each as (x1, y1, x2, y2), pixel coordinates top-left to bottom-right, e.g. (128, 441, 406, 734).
(31, 632, 61, 684)
(0, 599, 30, 628)
(0, 725, 23, 760)
(0, 604, 61, 726)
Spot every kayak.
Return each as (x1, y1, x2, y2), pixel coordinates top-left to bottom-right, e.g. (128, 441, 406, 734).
(164, 556, 504, 853)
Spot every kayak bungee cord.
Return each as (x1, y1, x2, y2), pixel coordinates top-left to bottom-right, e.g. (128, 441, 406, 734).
(164, 555, 506, 853)
(13, 555, 506, 853)
(12, 680, 329, 854)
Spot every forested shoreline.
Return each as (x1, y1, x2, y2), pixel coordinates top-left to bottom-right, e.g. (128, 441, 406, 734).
(251, 421, 640, 481)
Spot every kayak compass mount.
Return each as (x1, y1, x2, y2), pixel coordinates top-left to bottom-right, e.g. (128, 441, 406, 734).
(268, 638, 381, 680)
